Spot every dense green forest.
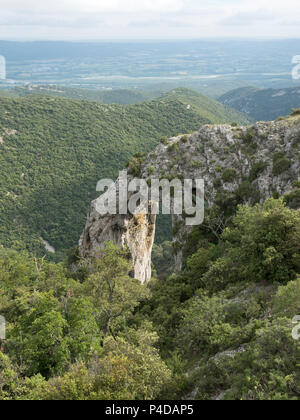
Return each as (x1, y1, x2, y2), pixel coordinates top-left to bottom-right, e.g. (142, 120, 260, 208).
(0, 194, 299, 400)
(0, 89, 250, 258)
(219, 86, 300, 121)
(14, 85, 157, 105)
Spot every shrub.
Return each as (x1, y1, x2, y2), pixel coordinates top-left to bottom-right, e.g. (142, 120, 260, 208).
(147, 166, 155, 175)
(272, 277, 300, 318)
(291, 108, 300, 116)
(242, 129, 256, 144)
(283, 187, 300, 210)
(181, 135, 188, 143)
(194, 318, 299, 400)
(292, 181, 300, 188)
(222, 199, 300, 284)
(160, 136, 168, 145)
(249, 161, 268, 182)
(222, 168, 237, 183)
(272, 152, 291, 176)
(126, 153, 146, 177)
(190, 160, 201, 169)
(168, 143, 179, 153)
(213, 178, 222, 189)
(234, 181, 260, 204)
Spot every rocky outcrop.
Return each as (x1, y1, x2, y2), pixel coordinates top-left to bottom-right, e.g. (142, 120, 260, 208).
(140, 116, 300, 269)
(79, 115, 300, 282)
(79, 175, 157, 284)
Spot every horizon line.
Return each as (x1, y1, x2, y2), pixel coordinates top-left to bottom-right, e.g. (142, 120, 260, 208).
(1, 37, 300, 43)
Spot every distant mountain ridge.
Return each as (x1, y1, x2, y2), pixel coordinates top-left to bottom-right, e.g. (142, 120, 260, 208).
(219, 86, 300, 121)
(12, 85, 255, 124)
(14, 85, 156, 105)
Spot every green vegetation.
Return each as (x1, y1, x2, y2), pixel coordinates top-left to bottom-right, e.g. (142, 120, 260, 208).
(291, 108, 300, 117)
(249, 160, 268, 182)
(283, 184, 300, 210)
(141, 198, 300, 400)
(0, 83, 298, 401)
(168, 143, 179, 153)
(272, 152, 291, 176)
(126, 153, 146, 178)
(222, 168, 237, 183)
(220, 86, 300, 121)
(15, 85, 157, 105)
(181, 135, 189, 143)
(1, 92, 244, 257)
(160, 88, 251, 126)
(160, 136, 169, 145)
(0, 243, 171, 400)
(0, 197, 299, 400)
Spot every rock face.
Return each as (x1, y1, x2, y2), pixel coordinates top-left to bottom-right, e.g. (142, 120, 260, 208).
(79, 115, 300, 282)
(79, 176, 157, 284)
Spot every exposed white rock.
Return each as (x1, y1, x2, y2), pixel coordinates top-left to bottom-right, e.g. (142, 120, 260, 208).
(42, 239, 56, 254)
(79, 176, 157, 284)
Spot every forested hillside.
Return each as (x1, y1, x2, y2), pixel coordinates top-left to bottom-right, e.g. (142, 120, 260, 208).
(14, 85, 156, 105)
(160, 88, 252, 124)
(0, 92, 249, 257)
(219, 86, 300, 121)
(0, 195, 299, 400)
(0, 109, 299, 400)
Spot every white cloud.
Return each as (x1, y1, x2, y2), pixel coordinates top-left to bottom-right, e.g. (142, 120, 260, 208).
(0, 0, 299, 39)
(0, 0, 187, 14)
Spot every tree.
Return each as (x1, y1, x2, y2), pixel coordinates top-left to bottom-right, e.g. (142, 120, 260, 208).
(84, 242, 149, 339)
(203, 199, 300, 290)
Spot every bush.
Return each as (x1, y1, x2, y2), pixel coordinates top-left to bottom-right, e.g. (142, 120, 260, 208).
(160, 136, 169, 145)
(190, 160, 201, 169)
(242, 129, 256, 144)
(213, 178, 222, 188)
(194, 318, 299, 400)
(126, 153, 146, 177)
(222, 168, 237, 183)
(291, 108, 300, 116)
(272, 277, 300, 318)
(272, 152, 291, 176)
(283, 188, 300, 209)
(203, 199, 300, 289)
(249, 160, 268, 182)
(235, 181, 260, 204)
(35, 330, 172, 400)
(181, 135, 188, 143)
(168, 142, 179, 153)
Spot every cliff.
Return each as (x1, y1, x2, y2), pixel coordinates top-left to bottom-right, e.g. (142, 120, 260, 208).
(79, 113, 300, 282)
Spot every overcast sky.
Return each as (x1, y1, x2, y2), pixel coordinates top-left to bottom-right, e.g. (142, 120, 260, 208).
(0, 0, 300, 41)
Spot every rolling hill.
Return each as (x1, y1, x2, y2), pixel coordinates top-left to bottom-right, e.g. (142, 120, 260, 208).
(219, 86, 300, 121)
(14, 85, 157, 105)
(0, 90, 250, 257)
(161, 88, 252, 124)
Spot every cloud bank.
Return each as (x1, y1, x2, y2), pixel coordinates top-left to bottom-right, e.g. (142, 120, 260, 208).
(0, 0, 299, 40)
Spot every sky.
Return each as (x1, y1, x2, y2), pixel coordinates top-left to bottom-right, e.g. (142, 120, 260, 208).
(0, 0, 300, 41)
